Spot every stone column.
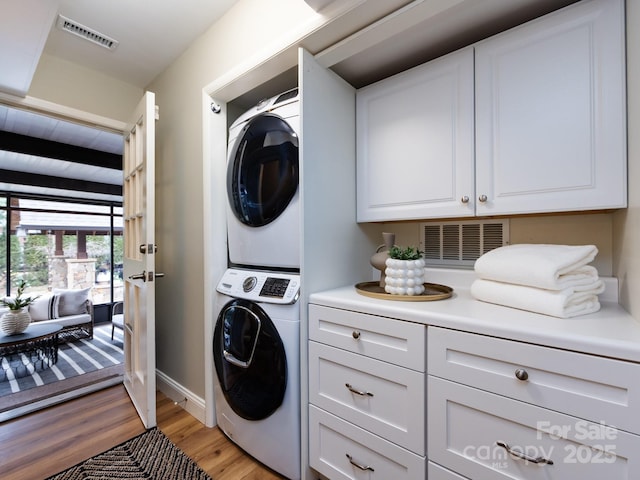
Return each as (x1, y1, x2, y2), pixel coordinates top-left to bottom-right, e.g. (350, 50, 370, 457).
(49, 256, 68, 290)
(66, 258, 96, 290)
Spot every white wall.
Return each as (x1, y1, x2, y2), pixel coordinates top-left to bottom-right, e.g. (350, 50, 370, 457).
(30, 53, 142, 121)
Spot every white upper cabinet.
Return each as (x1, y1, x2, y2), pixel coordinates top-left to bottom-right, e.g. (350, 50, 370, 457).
(356, 0, 626, 222)
(357, 47, 475, 222)
(475, 0, 626, 216)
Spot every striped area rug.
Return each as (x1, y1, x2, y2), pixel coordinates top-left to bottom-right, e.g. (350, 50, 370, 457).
(0, 324, 123, 398)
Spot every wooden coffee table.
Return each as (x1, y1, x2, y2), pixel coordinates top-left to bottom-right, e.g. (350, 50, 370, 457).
(0, 324, 62, 379)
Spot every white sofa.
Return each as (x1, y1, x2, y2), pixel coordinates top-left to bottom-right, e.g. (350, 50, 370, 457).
(1, 288, 94, 342)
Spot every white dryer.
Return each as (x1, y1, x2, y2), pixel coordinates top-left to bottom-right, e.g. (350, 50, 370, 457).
(213, 268, 301, 480)
(226, 88, 300, 270)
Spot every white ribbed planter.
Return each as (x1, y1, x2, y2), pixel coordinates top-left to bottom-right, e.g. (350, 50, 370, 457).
(1, 309, 31, 335)
(384, 258, 426, 296)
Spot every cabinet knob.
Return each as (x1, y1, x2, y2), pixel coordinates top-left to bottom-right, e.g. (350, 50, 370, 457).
(478, 194, 488, 203)
(460, 195, 470, 204)
(352, 330, 361, 339)
(515, 368, 529, 381)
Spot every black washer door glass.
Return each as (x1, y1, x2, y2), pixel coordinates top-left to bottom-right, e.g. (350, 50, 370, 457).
(227, 113, 299, 227)
(213, 299, 287, 420)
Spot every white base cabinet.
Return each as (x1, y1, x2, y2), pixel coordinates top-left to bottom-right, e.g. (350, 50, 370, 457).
(308, 304, 426, 479)
(429, 376, 640, 479)
(308, 295, 640, 480)
(428, 326, 640, 479)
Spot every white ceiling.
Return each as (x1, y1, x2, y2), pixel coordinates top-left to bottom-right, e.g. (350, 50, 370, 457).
(0, 0, 239, 203)
(0, 0, 239, 95)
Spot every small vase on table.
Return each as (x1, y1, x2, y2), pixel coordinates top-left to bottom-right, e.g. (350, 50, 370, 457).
(383, 246, 425, 296)
(370, 232, 395, 288)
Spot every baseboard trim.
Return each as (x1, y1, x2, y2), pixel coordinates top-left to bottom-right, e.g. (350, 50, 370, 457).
(156, 369, 206, 424)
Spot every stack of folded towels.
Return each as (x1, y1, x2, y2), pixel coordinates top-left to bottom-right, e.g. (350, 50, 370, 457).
(471, 244, 605, 318)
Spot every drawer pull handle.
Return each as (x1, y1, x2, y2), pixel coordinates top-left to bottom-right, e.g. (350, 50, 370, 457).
(515, 368, 529, 381)
(352, 330, 361, 339)
(346, 454, 374, 472)
(496, 441, 553, 465)
(345, 383, 374, 397)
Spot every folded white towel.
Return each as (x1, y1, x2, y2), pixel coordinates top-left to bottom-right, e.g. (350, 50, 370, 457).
(474, 244, 599, 290)
(470, 278, 605, 318)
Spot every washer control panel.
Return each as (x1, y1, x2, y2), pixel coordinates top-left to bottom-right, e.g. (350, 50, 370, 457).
(217, 268, 300, 304)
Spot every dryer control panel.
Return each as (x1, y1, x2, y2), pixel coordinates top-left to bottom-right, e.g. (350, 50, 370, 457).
(217, 268, 300, 304)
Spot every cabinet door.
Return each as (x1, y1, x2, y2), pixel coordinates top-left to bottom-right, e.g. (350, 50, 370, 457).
(309, 405, 426, 480)
(428, 327, 640, 434)
(309, 304, 426, 371)
(309, 341, 425, 454)
(429, 376, 640, 480)
(356, 47, 474, 222)
(475, 0, 626, 215)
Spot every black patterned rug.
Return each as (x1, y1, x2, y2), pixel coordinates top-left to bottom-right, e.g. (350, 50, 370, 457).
(46, 428, 213, 480)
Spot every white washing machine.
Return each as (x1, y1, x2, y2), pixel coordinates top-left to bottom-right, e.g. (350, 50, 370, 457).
(226, 88, 300, 270)
(213, 268, 301, 480)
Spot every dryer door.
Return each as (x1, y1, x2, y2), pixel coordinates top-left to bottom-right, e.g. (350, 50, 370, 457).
(227, 113, 299, 227)
(213, 299, 287, 420)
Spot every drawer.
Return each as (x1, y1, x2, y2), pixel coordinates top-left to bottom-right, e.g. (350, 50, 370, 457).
(428, 326, 640, 434)
(428, 376, 640, 480)
(309, 405, 426, 480)
(309, 304, 426, 371)
(309, 341, 425, 454)
(428, 462, 470, 479)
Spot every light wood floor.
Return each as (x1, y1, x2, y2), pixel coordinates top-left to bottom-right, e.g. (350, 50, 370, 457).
(0, 384, 286, 480)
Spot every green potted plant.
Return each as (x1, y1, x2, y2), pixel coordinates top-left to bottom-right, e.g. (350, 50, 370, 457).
(384, 246, 426, 296)
(1, 280, 40, 335)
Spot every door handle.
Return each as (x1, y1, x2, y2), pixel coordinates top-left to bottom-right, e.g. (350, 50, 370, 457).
(139, 244, 158, 254)
(129, 271, 165, 282)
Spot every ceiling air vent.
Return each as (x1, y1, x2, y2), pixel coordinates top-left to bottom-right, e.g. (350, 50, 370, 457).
(56, 15, 119, 51)
(420, 219, 509, 268)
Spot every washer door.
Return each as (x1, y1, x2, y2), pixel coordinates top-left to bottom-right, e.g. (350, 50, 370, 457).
(213, 299, 287, 420)
(227, 113, 299, 227)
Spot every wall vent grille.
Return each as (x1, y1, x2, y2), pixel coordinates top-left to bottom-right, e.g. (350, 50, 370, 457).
(420, 219, 509, 267)
(56, 15, 119, 51)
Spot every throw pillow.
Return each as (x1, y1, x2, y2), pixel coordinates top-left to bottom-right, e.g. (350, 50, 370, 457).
(53, 288, 91, 317)
(28, 293, 59, 321)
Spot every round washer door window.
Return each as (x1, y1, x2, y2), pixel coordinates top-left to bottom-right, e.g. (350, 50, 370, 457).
(213, 299, 287, 420)
(227, 113, 299, 227)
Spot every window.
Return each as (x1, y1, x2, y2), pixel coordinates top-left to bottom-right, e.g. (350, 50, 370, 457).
(1, 194, 123, 304)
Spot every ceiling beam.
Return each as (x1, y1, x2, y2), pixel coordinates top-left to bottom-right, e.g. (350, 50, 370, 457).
(0, 169, 122, 196)
(0, 131, 122, 170)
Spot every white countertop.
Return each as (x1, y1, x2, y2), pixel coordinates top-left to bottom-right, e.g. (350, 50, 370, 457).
(309, 268, 640, 363)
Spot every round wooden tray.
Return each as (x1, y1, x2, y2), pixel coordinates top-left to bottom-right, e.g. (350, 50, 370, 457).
(355, 281, 453, 302)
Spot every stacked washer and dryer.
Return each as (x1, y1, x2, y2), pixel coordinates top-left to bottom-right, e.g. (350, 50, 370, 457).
(213, 89, 302, 480)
